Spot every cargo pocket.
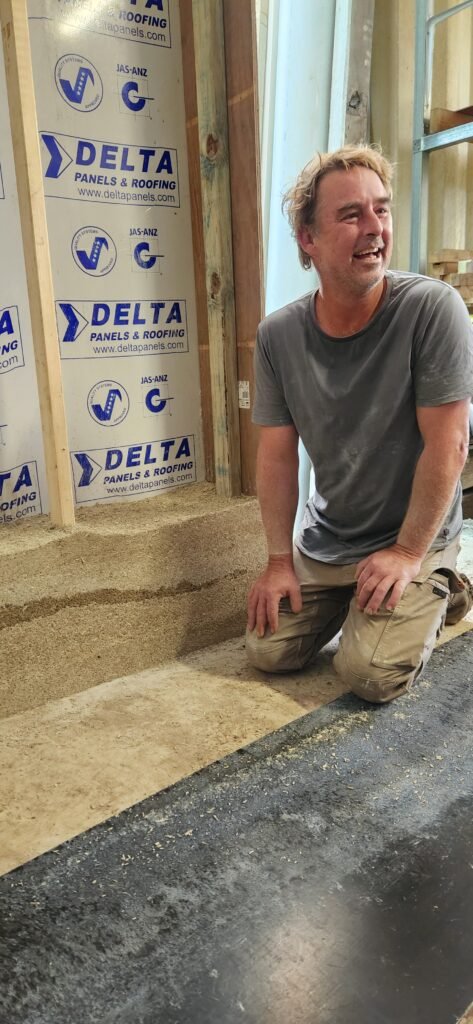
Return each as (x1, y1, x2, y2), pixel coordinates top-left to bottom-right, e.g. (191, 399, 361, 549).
(370, 572, 450, 672)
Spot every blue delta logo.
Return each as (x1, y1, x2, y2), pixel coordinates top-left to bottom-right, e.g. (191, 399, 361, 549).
(41, 134, 175, 184)
(55, 54, 103, 112)
(73, 436, 193, 488)
(56, 299, 185, 346)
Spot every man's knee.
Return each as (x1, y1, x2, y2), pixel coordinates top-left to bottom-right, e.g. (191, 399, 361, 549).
(245, 628, 303, 674)
(333, 646, 413, 704)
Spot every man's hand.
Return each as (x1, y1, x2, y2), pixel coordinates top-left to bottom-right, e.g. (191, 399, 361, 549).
(355, 544, 423, 615)
(247, 554, 302, 637)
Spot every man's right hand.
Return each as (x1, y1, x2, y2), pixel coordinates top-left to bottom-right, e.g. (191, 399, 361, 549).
(247, 554, 302, 637)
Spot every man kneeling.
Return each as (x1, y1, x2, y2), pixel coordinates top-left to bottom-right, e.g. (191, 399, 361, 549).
(246, 145, 473, 704)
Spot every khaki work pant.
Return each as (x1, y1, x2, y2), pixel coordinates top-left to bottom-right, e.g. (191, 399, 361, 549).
(246, 538, 462, 704)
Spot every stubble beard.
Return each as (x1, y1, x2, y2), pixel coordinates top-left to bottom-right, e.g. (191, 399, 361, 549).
(344, 258, 386, 298)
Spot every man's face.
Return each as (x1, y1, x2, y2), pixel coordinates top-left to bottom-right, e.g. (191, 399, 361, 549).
(298, 166, 393, 296)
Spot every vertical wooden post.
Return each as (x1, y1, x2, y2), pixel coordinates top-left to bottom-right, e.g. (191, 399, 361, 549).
(371, 0, 416, 270)
(428, 2, 473, 258)
(180, 0, 215, 483)
(192, 0, 241, 497)
(223, 0, 264, 496)
(0, 0, 75, 527)
(344, 0, 375, 144)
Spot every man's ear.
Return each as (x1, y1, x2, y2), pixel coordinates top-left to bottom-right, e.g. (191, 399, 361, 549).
(297, 225, 316, 257)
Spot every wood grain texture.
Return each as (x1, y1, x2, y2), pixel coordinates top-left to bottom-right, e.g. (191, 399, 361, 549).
(429, 3, 473, 258)
(0, 0, 75, 526)
(180, 0, 214, 482)
(430, 106, 473, 136)
(192, 0, 241, 497)
(223, 0, 264, 495)
(345, 0, 375, 145)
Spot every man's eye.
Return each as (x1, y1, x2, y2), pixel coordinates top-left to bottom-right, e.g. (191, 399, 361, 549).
(343, 212, 358, 220)
(377, 207, 389, 215)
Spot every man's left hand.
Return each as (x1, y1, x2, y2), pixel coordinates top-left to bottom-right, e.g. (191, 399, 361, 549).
(355, 544, 423, 615)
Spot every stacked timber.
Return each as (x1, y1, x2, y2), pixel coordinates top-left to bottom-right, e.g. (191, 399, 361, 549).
(429, 249, 473, 319)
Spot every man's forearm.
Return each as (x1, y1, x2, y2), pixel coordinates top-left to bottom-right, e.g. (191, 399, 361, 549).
(397, 444, 466, 559)
(257, 452, 299, 559)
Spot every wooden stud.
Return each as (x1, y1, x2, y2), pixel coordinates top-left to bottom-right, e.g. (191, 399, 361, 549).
(428, 4, 473, 261)
(192, 0, 241, 497)
(345, 0, 375, 145)
(0, 0, 75, 527)
(180, 0, 215, 483)
(223, 0, 264, 496)
(430, 106, 473, 136)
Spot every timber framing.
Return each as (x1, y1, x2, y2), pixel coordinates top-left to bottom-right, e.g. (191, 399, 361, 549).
(192, 0, 241, 498)
(181, 0, 263, 496)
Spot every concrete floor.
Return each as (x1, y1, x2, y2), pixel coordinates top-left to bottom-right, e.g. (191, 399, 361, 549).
(1, 522, 473, 1021)
(1, 632, 473, 1024)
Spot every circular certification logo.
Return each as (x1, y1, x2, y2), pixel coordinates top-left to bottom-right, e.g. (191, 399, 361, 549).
(55, 54, 103, 112)
(87, 381, 129, 427)
(71, 226, 117, 277)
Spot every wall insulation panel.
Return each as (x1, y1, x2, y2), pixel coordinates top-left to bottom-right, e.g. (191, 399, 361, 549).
(0, 41, 49, 522)
(23, 0, 203, 510)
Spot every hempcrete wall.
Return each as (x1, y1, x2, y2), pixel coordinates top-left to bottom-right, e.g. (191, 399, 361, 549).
(0, 484, 266, 720)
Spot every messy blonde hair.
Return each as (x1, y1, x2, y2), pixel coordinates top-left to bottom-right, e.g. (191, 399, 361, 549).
(282, 144, 394, 270)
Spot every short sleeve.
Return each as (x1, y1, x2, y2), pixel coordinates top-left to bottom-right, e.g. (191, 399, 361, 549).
(413, 284, 473, 406)
(252, 323, 294, 426)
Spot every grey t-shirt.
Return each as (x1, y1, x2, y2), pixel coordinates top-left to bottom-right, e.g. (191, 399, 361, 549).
(253, 271, 473, 563)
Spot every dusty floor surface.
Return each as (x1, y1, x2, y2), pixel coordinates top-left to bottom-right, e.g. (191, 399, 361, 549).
(0, 640, 346, 875)
(1, 522, 473, 876)
(1, 634, 473, 1024)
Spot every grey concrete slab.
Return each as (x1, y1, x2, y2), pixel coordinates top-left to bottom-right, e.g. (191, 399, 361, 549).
(1, 632, 472, 1024)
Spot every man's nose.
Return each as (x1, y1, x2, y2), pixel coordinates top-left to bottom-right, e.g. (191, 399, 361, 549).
(364, 208, 383, 235)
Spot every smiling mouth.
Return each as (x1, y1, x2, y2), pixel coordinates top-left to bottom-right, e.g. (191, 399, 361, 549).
(353, 247, 384, 262)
